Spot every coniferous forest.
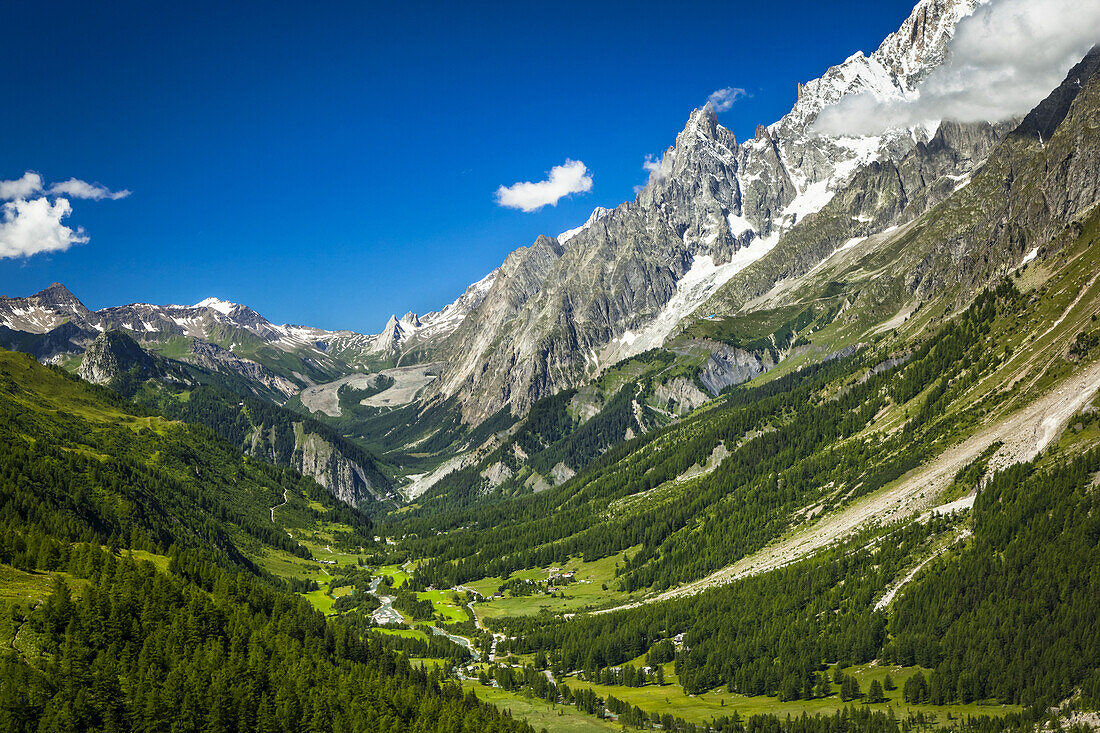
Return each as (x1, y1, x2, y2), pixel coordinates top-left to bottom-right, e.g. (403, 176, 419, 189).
(4, 5, 1100, 732)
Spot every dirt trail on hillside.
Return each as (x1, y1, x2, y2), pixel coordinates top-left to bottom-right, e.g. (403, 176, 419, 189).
(270, 487, 289, 523)
(594, 360, 1100, 613)
(874, 528, 970, 611)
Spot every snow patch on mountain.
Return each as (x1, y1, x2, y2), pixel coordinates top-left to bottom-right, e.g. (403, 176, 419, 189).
(726, 212, 755, 237)
(601, 232, 781, 365)
(558, 207, 611, 244)
(1019, 247, 1039, 269)
(194, 297, 237, 315)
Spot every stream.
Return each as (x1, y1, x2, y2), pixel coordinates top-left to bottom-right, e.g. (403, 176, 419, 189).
(366, 575, 481, 668)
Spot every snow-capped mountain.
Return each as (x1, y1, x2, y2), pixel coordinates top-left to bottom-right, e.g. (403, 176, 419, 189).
(558, 207, 611, 244)
(0, 282, 99, 333)
(0, 286, 374, 364)
(0, 285, 370, 389)
(0, 0, 1000, 429)
(366, 269, 498, 356)
(390, 0, 988, 423)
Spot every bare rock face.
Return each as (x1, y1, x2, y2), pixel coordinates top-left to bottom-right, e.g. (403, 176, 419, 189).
(480, 461, 514, 489)
(697, 343, 775, 395)
(654, 377, 711, 416)
(78, 331, 159, 385)
(550, 462, 576, 485)
(184, 339, 298, 398)
(409, 0, 983, 424)
(292, 428, 381, 506)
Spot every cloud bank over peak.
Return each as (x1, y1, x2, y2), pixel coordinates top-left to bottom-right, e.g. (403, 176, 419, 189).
(706, 87, 747, 112)
(0, 171, 129, 259)
(814, 0, 1100, 136)
(495, 159, 593, 212)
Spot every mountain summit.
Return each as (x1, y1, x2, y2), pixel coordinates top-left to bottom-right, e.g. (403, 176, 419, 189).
(368, 0, 984, 423)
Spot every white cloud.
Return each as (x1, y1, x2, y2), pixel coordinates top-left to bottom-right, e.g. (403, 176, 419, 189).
(814, 0, 1100, 136)
(495, 159, 593, 212)
(0, 170, 129, 258)
(0, 172, 44, 200)
(48, 178, 131, 200)
(706, 87, 747, 112)
(0, 197, 89, 259)
(642, 150, 677, 182)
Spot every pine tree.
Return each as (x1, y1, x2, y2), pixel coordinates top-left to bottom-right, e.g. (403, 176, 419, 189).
(840, 674, 861, 702)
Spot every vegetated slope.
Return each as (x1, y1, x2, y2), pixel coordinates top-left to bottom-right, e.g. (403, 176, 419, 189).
(393, 45, 1100, 591)
(0, 347, 534, 733)
(60, 329, 399, 508)
(495, 441, 1100, 712)
(398, 283, 1027, 591)
(0, 348, 370, 579)
(363, 51, 1100, 732)
(133, 381, 399, 508)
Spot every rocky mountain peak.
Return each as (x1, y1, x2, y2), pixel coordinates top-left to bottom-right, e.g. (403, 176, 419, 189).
(871, 0, 977, 86)
(193, 297, 238, 315)
(0, 281, 97, 333)
(677, 106, 736, 151)
(78, 330, 158, 385)
(34, 282, 86, 309)
(558, 206, 612, 244)
(346, 0, 991, 425)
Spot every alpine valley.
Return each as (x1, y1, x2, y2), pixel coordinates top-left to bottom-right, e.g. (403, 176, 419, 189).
(3, 1, 1100, 732)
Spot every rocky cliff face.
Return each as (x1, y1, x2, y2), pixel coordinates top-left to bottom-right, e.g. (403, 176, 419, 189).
(239, 414, 393, 507)
(183, 339, 299, 398)
(696, 342, 775, 395)
(78, 331, 161, 385)
(407, 0, 982, 423)
(906, 46, 1100, 298)
(290, 427, 385, 506)
(701, 117, 1012, 314)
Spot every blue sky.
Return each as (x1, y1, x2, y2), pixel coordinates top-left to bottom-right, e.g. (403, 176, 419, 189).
(0, 0, 919, 332)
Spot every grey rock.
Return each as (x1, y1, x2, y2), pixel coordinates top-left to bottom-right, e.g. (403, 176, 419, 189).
(78, 331, 160, 385)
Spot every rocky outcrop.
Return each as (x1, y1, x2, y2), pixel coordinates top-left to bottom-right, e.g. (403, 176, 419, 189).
(550, 462, 576, 485)
(654, 377, 711, 415)
(290, 425, 384, 506)
(697, 343, 775, 395)
(184, 339, 298, 398)
(78, 331, 161, 385)
(480, 461, 514, 489)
